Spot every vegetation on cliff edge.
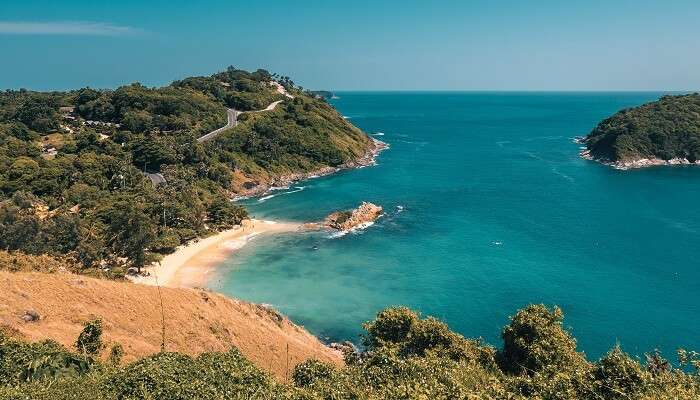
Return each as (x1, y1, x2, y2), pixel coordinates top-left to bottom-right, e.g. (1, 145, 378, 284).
(1, 304, 698, 399)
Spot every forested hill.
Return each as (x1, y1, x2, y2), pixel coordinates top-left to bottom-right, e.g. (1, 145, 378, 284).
(584, 93, 700, 165)
(0, 67, 374, 274)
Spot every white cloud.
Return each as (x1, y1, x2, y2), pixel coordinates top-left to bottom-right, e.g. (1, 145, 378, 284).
(0, 21, 140, 36)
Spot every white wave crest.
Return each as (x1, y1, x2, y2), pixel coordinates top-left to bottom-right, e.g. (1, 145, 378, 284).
(328, 221, 375, 239)
(258, 186, 306, 203)
(222, 233, 260, 249)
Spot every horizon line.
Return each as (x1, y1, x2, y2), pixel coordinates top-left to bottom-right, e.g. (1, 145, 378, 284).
(1, 84, 696, 94)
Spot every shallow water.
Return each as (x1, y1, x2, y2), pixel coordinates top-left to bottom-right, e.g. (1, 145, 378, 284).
(211, 92, 700, 359)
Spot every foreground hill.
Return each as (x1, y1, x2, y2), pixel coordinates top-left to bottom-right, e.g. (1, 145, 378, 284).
(1, 285, 698, 399)
(0, 271, 341, 379)
(0, 67, 379, 275)
(582, 93, 700, 169)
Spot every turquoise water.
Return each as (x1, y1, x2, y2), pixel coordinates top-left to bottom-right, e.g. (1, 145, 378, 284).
(212, 92, 700, 360)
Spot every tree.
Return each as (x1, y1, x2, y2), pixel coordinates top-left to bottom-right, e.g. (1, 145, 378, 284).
(208, 196, 247, 229)
(131, 138, 176, 172)
(14, 96, 59, 132)
(107, 199, 156, 271)
(498, 304, 587, 375)
(122, 110, 153, 133)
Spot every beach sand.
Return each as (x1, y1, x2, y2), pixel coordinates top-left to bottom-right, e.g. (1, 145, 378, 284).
(131, 219, 301, 288)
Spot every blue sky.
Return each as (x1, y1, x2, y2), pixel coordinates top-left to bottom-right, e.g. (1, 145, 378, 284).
(1, 0, 699, 91)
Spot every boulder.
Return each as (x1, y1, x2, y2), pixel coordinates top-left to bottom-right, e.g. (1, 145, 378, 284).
(22, 310, 40, 322)
(325, 202, 383, 231)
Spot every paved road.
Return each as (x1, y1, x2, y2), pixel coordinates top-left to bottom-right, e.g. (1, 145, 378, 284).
(196, 100, 285, 143)
(196, 108, 240, 143)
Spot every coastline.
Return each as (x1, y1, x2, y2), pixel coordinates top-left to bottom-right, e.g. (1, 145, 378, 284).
(130, 219, 300, 288)
(132, 137, 387, 289)
(580, 148, 700, 170)
(235, 137, 388, 200)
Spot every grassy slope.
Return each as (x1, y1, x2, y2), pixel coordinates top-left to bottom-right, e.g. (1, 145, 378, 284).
(2, 290, 699, 399)
(0, 271, 342, 380)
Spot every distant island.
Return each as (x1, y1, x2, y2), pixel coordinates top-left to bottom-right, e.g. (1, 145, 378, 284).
(581, 93, 700, 169)
(309, 90, 336, 100)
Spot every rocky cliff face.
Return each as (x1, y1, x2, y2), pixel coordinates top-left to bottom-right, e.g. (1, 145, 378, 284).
(324, 202, 383, 231)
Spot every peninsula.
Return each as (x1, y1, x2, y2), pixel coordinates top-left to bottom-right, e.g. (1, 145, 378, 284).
(0, 67, 383, 277)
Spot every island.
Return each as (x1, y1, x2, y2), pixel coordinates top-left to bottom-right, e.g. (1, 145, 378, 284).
(309, 90, 336, 100)
(580, 93, 700, 169)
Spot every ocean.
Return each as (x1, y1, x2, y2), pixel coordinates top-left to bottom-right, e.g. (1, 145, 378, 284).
(211, 92, 700, 360)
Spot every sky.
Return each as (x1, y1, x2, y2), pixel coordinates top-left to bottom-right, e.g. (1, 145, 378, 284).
(1, 0, 699, 91)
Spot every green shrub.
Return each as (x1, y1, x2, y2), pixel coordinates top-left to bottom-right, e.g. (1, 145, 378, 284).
(498, 304, 587, 375)
(593, 346, 647, 399)
(76, 319, 103, 356)
(362, 306, 418, 349)
(2, 305, 699, 399)
(292, 360, 335, 388)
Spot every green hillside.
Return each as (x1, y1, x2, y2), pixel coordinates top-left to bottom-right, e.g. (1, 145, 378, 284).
(0, 67, 374, 274)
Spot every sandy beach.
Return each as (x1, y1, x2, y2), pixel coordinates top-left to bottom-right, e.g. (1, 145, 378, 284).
(130, 219, 301, 288)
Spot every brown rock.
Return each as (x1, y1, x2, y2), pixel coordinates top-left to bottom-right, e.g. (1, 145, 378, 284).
(325, 202, 383, 231)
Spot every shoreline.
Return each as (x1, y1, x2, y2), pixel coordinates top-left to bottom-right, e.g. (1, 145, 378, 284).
(234, 138, 388, 200)
(580, 148, 700, 170)
(132, 138, 387, 288)
(130, 219, 301, 288)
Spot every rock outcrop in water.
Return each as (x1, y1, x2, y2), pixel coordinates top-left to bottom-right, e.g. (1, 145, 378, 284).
(302, 202, 383, 232)
(324, 202, 383, 231)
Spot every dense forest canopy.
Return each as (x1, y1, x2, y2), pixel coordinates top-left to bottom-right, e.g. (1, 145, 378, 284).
(1, 304, 698, 399)
(585, 93, 700, 162)
(0, 67, 372, 275)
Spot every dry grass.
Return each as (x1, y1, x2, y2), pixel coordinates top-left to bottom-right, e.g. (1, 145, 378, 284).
(0, 271, 342, 380)
(0, 251, 75, 274)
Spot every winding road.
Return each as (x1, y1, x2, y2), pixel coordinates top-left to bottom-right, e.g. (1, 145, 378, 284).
(196, 108, 241, 143)
(196, 100, 285, 143)
(145, 98, 288, 185)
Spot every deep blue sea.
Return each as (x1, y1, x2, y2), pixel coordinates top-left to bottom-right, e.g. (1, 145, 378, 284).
(211, 92, 700, 360)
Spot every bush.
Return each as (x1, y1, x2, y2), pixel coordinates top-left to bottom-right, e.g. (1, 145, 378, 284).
(292, 360, 335, 388)
(1, 305, 700, 399)
(0, 334, 92, 386)
(76, 319, 103, 356)
(593, 346, 647, 399)
(362, 307, 418, 349)
(498, 304, 587, 375)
